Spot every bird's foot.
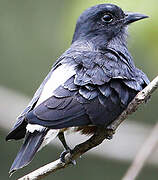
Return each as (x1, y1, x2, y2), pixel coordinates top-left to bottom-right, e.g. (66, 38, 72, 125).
(60, 149, 76, 165)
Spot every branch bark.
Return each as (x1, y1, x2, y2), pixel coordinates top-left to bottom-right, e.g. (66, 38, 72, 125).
(18, 75, 158, 180)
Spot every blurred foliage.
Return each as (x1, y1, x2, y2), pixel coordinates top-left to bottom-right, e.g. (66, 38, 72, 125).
(0, 0, 158, 179)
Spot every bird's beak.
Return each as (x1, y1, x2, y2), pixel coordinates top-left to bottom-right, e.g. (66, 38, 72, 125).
(124, 12, 149, 25)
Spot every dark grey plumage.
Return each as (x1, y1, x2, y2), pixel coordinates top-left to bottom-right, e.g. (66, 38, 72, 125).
(9, 129, 48, 172)
(6, 3, 149, 174)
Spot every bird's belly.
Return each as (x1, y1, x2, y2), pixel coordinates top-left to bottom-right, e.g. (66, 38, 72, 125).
(60, 126, 97, 136)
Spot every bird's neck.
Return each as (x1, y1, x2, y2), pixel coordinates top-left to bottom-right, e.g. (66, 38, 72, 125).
(71, 30, 135, 69)
(94, 29, 128, 52)
(105, 31, 135, 69)
(72, 29, 128, 52)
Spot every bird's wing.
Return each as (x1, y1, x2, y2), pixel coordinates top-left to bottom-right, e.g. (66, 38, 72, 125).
(6, 57, 75, 140)
(26, 80, 91, 129)
(26, 48, 146, 129)
(26, 76, 137, 129)
(6, 71, 52, 140)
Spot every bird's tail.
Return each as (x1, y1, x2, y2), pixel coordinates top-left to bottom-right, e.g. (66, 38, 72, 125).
(9, 129, 48, 175)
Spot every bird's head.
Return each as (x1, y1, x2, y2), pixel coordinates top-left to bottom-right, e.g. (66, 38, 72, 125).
(72, 4, 148, 46)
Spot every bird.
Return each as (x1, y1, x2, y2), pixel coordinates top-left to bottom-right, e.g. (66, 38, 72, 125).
(6, 3, 150, 175)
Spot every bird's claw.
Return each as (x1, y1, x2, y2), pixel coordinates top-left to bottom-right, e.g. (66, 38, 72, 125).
(60, 149, 76, 165)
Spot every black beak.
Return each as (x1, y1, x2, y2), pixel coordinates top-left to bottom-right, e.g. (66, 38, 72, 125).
(124, 12, 149, 25)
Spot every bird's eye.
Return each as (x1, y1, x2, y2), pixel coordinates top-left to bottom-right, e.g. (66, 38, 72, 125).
(101, 14, 113, 23)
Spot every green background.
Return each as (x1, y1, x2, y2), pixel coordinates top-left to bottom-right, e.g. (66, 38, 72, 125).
(0, 0, 158, 179)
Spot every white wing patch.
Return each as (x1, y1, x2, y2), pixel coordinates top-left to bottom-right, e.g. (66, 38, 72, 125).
(26, 124, 45, 133)
(26, 123, 60, 151)
(35, 63, 76, 107)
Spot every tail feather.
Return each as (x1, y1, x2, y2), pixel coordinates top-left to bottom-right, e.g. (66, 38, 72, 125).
(9, 129, 48, 175)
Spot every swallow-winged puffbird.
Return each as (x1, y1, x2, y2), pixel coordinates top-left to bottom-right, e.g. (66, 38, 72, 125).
(6, 4, 149, 174)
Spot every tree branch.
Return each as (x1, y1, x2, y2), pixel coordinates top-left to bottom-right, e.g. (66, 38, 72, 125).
(18, 75, 158, 180)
